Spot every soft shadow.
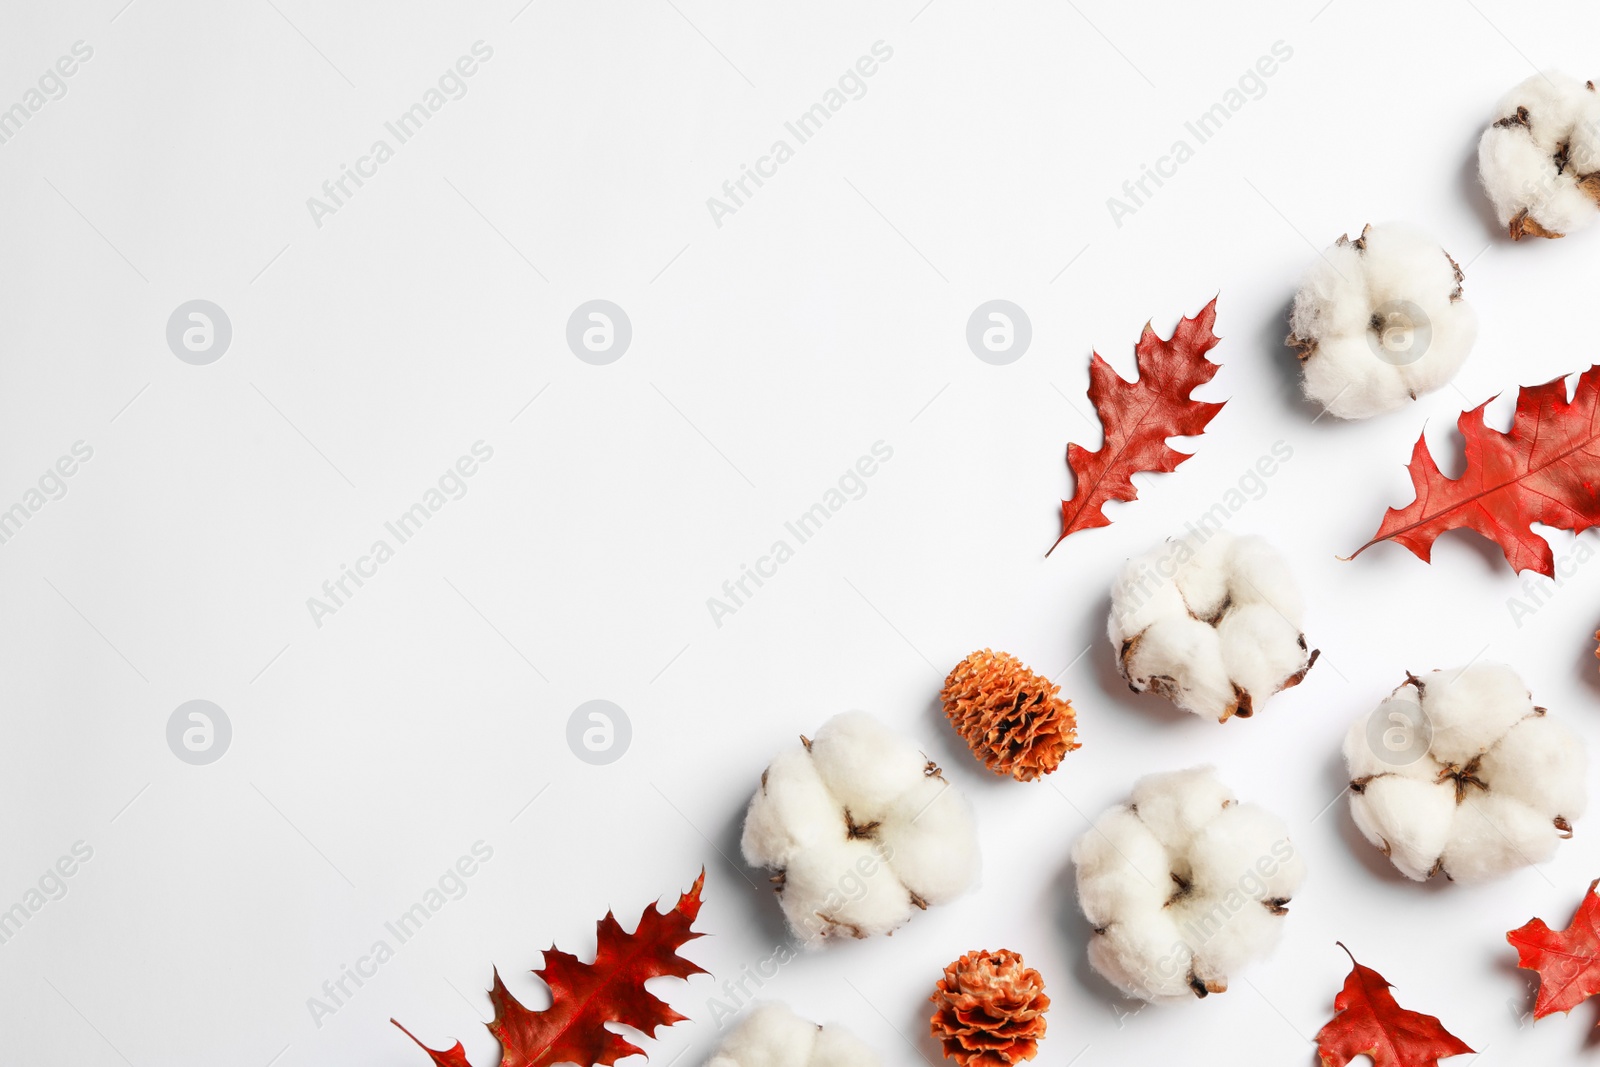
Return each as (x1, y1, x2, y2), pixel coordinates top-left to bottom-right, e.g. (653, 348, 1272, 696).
(920, 693, 1003, 793)
(716, 803, 793, 947)
(1495, 947, 1534, 990)
(1261, 292, 1321, 419)
(904, 993, 945, 1063)
(1584, 998, 1600, 1049)
(1434, 527, 1521, 579)
(1457, 137, 1503, 243)
(1575, 623, 1600, 699)
(1051, 849, 1133, 1009)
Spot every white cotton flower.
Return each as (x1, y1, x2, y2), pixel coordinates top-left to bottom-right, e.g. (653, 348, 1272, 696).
(1071, 766, 1306, 1001)
(1343, 663, 1587, 883)
(1478, 71, 1600, 239)
(1108, 530, 1315, 722)
(740, 711, 979, 945)
(706, 1002, 881, 1067)
(1285, 222, 1478, 419)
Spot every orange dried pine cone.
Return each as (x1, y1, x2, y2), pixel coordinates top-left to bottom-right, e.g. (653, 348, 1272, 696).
(930, 949, 1049, 1067)
(941, 650, 1079, 781)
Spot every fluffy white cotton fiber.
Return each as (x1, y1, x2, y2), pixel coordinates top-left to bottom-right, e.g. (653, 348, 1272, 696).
(741, 711, 979, 945)
(1343, 663, 1587, 883)
(1071, 766, 1305, 1001)
(1109, 530, 1315, 722)
(706, 1002, 880, 1067)
(1478, 71, 1600, 238)
(1286, 223, 1477, 419)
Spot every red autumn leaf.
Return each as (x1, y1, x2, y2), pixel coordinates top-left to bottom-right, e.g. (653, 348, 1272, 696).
(394, 870, 707, 1067)
(1315, 943, 1473, 1067)
(1349, 365, 1600, 577)
(1049, 297, 1225, 556)
(1507, 876, 1600, 1019)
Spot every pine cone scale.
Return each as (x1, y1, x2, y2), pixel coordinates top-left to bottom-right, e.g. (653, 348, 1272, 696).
(941, 650, 1080, 782)
(930, 949, 1048, 1066)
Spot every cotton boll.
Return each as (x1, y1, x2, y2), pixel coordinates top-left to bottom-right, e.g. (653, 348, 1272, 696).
(1343, 664, 1584, 882)
(1540, 182, 1600, 237)
(876, 774, 979, 906)
(1396, 304, 1476, 399)
(707, 1002, 881, 1067)
(1173, 532, 1233, 619)
(1478, 127, 1558, 222)
(1072, 807, 1174, 925)
(1478, 122, 1599, 234)
(1503, 72, 1589, 149)
(1179, 897, 1284, 986)
(1480, 714, 1588, 822)
(1357, 222, 1458, 301)
(1442, 794, 1562, 883)
(742, 713, 978, 944)
(1439, 661, 1532, 707)
(1298, 338, 1403, 421)
(1341, 687, 1440, 783)
(1074, 766, 1301, 1001)
(1186, 803, 1304, 903)
(1341, 708, 1392, 782)
(1349, 776, 1457, 881)
(741, 750, 847, 869)
(808, 1023, 882, 1067)
(1286, 223, 1476, 418)
(707, 1002, 819, 1067)
(1108, 547, 1190, 641)
(1122, 616, 1236, 720)
(1088, 911, 1195, 1000)
(779, 840, 912, 946)
(1568, 89, 1600, 170)
(1289, 241, 1371, 339)
(1217, 606, 1307, 707)
(807, 711, 930, 821)
(1477, 72, 1600, 238)
(1130, 766, 1235, 854)
(1109, 530, 1313, 722)
(1421, 664, 1533, 766)
(1214, 533, 1293, 603)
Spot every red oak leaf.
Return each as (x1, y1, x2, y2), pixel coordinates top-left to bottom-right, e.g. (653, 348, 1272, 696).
(1049, 297, 1225, 555)
(1315, 944, 1473, 1067)
(394, 870, 707, 1067)
(1350, 366, 1600, 577)
(1507, 877, 1600, 1019)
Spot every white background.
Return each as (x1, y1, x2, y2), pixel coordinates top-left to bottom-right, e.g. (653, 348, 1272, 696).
(3, 1, 1600, 1064)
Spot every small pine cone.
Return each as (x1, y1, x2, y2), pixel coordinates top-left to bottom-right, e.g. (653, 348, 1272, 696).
(941, 650, 1079, 781)
(930, 949, 1049, 1067)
